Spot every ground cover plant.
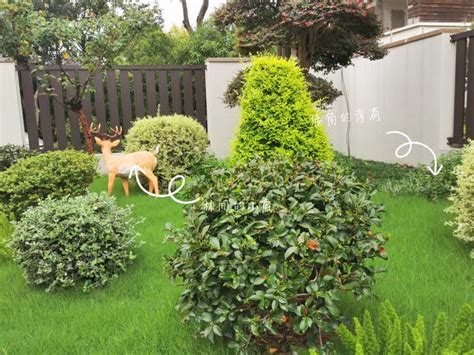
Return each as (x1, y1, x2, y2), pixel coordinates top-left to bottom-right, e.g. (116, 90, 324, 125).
(0, 177, 472, 353)
(0, 150, 96, 219)
(10, 193, 141, 292)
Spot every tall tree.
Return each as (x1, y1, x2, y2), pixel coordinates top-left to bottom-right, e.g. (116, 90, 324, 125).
(214, 0, 385, 72)
(180, 0, 209, 34)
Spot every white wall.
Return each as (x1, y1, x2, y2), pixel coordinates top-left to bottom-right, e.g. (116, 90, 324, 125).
(205, 58, 249, 158)
(322, 32, 456, 165)
(0, 59, 25, 147)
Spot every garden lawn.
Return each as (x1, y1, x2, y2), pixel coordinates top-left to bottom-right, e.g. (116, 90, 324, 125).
(0, 180, 472, 354)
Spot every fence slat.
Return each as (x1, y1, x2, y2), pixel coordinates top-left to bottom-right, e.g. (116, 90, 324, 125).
(133, 70, 145, 118)
(93, 73, 107, 130)
(79, 71, 93, 123)
(19, 70, 40, 150)
(466, 38, 474, 140)
(37, 74, 54, 150)
(183, 70, 194, 116)
(66, 75, 82, 150)
(158, 70, 169, 115)
(170, 70, 182, 114)
(146, 70, 157, 116)
(452, 39, 467, 144)
(195, 69, 207, 129)
(107, 70, 120, 128)
(50, 71, 67, 150)
(120, 70, 133, 132)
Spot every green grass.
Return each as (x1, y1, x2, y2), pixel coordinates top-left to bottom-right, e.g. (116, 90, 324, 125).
(0, 179, 472, 354)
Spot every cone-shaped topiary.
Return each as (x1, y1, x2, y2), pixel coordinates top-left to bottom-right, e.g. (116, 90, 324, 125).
(231, 56, 334, 163)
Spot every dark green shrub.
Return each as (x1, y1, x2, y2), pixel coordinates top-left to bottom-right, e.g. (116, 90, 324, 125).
(0, 150, 97, 219)
(167, 157, 387, 353)
(231, 56, 334, 163)
(0, 213, 13, 259)
(10, 193, 141, 292)
(414, 149, 464, 200)
(0, 144, 38, 172)
(124, 114, 208, 186)
(337, 301, 474, 354)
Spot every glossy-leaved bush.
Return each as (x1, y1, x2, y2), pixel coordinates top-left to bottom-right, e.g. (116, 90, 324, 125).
(125, 114, 208, 185)
(446, 142, 474, 258)
(337, 301, 473, 354)
(231, 56, 334, 163)
(10, 193, 141, 292)
(167, 157, 386, 353)
(0, 150, 97, 219)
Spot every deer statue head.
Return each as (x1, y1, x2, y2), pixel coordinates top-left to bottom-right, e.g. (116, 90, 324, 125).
(91, 123, 159, 196)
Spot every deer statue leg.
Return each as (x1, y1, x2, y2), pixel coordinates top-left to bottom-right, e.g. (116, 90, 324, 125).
(148, 180, 154, 193)
(144, 169, 159, 195)
(121, 177, 129, 197)
(108, 172, 116, 195)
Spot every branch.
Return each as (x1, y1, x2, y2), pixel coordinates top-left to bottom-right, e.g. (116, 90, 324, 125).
(196, 0, 209, 27)
(180, 0, 193, 34)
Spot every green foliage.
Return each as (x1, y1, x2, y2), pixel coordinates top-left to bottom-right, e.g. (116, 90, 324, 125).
(446, 142, 474, 258)
(223, 67, 341, 109)
(124, 115, 208, 186)
(232, 56, 334, 163)
(0, 150, 97, 219)
(337, 301, 474, 355)
(0, 213, 13, 259)
(122, 21, 236, 65)
(0, 144, 38, 172)
(167, 157, 386, 352)
(10, 192, 141, 292)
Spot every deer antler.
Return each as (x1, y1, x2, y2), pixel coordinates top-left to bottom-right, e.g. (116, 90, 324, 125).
(107, 126, 122, 141)
(90, 123, 102, 137)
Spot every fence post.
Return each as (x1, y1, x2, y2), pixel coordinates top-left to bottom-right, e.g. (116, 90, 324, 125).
(205, 58, 249, 158)
(0, 58, 25, 147)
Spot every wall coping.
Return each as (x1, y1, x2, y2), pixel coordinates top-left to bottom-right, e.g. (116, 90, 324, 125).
(206, 57, 250, 63)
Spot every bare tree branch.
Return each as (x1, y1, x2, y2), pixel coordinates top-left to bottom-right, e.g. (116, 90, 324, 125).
(196, 0, 209, 27)
(180, 0, 193, 34)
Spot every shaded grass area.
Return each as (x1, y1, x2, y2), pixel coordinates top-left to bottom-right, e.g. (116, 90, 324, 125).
(0, 179, 472, 354)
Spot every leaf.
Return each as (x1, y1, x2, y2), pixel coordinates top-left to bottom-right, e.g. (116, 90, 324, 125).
(209, 237, 220, 250)
(285, 246, 298, 259)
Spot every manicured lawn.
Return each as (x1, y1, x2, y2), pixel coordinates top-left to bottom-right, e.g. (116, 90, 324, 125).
(0, 179, 472, 354)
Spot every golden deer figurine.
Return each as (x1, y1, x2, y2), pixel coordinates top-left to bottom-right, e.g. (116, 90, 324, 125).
(91, 124, 159, 196)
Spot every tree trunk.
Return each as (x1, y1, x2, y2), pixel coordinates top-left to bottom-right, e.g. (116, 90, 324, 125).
(77, 109, 94, 154)
(196, 0, 209, 27)
(297, 33, 311, 69)
(180, 0, 194, 34)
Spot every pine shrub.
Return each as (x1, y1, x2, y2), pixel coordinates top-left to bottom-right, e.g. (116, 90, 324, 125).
(231, 56, 334, 163)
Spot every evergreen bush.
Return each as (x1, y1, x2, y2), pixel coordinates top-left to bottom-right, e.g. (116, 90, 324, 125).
(231, 56, 334, 163)
(0, 144, 38, 172)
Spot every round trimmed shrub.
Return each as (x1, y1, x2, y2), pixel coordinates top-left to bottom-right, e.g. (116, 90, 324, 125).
(0, 213, 13, 259)
(231, 56, 334, 163)
(167, 157, 387, 352)
(10, 193, 141, 291)
(125, 114, 208, 185)
(0, 150, 97, 219)
(447, 142, 474, 258)
(0, 144, 38, 172)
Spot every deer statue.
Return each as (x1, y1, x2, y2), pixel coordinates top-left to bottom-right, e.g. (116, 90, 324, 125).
(91, 124, 159, 197)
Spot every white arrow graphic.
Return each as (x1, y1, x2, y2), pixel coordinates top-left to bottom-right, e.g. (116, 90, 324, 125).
(128, 165, 200, 205)
(385, 131, 443, 176)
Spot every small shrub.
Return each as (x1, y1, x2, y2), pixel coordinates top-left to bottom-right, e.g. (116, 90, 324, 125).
(446, 142, 474, 258)
(0, 150, 97, 219)
(125, 114, 208, 186)
(414, 149, 464, 200)
(337, 301, 474, 355)
(0, 144, 38, 172)
(231, 56, 334, 163)
(0, 213, 13, 259)
(10, 193, 141, 292)
(167, 157, 386, 353)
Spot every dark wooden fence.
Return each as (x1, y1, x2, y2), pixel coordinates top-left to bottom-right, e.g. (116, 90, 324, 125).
(449, 30, 474, 147)
(16, 64, 207, 151)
